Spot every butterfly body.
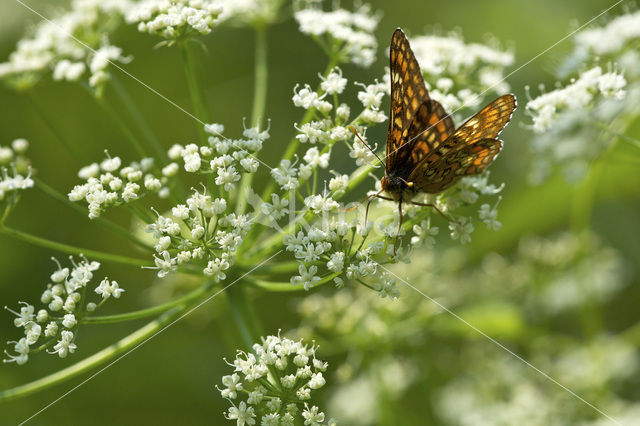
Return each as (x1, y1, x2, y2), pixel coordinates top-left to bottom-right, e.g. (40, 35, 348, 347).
(374, 28, 517, 253)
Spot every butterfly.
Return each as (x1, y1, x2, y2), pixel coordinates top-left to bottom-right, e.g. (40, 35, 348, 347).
(354, 28, 516, 253)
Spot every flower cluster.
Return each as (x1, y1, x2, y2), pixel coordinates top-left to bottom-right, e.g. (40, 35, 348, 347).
(0, 0, 131, 92)
(573, 10, 640, 57)
(0, 138, 33, 219)
(171, 122, 266, 190)
(145, 185, 245, 279)
(142, 122, 267, 278)
(437, 336, 639, 426)
(219, 333, 335, 426)
(409, 30, 514, 115)
(4, 257, 123, 364)
(291, 66, 386, 149)
(292, 231, 632, 424)
(68, 153, 171, 219)
(127, 0, 223, 41)
(526, 9, 640, 183)
(527, 66, 626, 134)
(294, 3, 380, 67)
(218, 0, 285, 28)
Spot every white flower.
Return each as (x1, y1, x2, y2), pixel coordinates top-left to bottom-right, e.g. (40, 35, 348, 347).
(204, 257, 230, 281)
(62, 313, 77, 328)
(127, 0, 223, 39)
(320, 67, 347, 94)
(9, 302, 35, 328)
(95, 278, 125, 299)
(153, 251, 177, 278)
(526, 66, 626, 133)
(327, 252, 345, 272)
(328, 174, 348, 192)
(49, 330, 77, 358)
(301, 404, 325, 426)
(449, 218, 474, 244)
(262, 194, 289, 220)
(4, 338, 29, 365)
(411, 221, 439, 248)
(225, 401, 256, 426)
(291, 265, 321, 290)
(295, 4, 380, 67)
(478, 203, 501, 231)
(220, 373, 243, 399)
(575, 10, 640, 56)
(215, 166, 241, 191)
(303, 148, 330, 169)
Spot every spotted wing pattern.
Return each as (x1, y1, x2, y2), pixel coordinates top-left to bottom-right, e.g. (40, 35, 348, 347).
(417, 138, 503, 193)
(408, 94, 516, 193)
(393, 99, 455, 179)
(386, 28, 431, 174)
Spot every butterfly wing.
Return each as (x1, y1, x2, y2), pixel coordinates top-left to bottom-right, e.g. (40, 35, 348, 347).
(417, 138, 503, 192)
(394, 99, 455, 179)
(386, 28, 431, 175)
(409, 94, 516, 192)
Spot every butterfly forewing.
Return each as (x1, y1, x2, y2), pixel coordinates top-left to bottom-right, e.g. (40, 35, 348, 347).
(386, 28, 431, 174)
(393, 99, 456, 178)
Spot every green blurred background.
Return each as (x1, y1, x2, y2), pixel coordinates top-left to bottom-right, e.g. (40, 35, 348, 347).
(1, 0, 638, 424)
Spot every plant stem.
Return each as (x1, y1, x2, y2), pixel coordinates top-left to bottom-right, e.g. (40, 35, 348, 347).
(251, 28, 268, 129)
(0, 306, 183, 401)
(83, 280, 213, 324)
(110, 75, 167, 162)
(95, 94, 148, 158)
(0, 226, 152, 267)
(35, 178, 153, 252)
(27, 92, 80, 161)
(236, 28, 269, 216)
(180, 41, 210, 145)
(226, 284, 262, 349)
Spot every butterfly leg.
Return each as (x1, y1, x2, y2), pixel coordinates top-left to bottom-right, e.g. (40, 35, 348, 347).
(344, 189, 383, 212)
(393, 201, 403, 255)
(410, 201, 456, 223)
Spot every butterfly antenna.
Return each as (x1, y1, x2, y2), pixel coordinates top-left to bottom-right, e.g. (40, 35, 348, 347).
(349, 126, 386, 167)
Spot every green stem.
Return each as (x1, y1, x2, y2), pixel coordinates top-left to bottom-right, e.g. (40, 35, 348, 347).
(251, 28, 268, 128)
(0, 306, 183, 401)
(0, 226, 151, 267)
(180, 41, 210, 145)
(82, 281, 213, 324)
(236, 28, 269, 216)
(95, 94, 148, 158)
(35, 179, 153, 252)
(110, 75, 167, 162)
(248, 271, 340, 292)
(27, 92, 80, 160)
(226, 284, 261, 349)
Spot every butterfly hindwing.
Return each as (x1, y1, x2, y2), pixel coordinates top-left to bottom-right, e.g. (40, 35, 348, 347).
(386, 28, 430, 174)
(415, 138, 503, 193)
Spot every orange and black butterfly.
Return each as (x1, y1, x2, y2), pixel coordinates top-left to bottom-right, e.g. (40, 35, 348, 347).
(357, 28, 516, 253)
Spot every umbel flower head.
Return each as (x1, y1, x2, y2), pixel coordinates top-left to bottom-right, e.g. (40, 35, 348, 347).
(0, 138, 33, 222)
(127, 0, 223, 42)
(219, 333, 335, 426)
(0, 0, 131, 92)
(525, 8, 640, 183)
(4, 256, 123, 365)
